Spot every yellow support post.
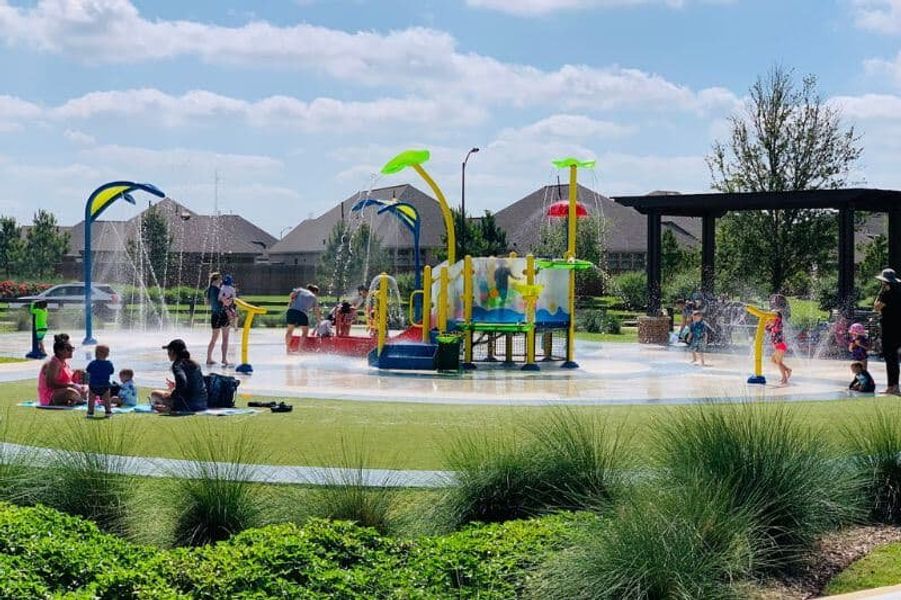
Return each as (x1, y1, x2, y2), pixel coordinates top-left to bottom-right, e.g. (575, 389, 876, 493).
(412, 164, 455, 265)
(522, 254, 539, 371)
(746, 305, 777, 384)
(462, 255, 475, 369)
(234, 298, 267, 374)
(377, 273, 388, 356)
(562, 165, 579, 369)
(422, 266, 432, 343)
(438, 265, 449, 333)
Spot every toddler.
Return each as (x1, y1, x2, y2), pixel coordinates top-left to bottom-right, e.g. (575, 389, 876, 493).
(686, 310, 710, 366)
(849, 361, 876, 393)
(847, 322, 870, 371)
(30, 300, 49, 356)
(85, 345, 115, 418)
(117, 369, 137, 407)
(766, 310, 792, 384)
(333, 301, 355, 337)
(315, 317, 334, 338)
(219, 274, 238, 328)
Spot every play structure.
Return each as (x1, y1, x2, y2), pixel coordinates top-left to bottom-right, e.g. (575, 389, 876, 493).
(745, 305, 778, 384)
(285, 149, 596, 372)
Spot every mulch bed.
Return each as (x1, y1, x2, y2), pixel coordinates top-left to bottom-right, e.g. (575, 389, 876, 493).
(754, 525, 901, 599)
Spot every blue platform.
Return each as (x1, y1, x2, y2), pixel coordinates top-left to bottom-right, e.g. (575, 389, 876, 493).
(368, 343, 438, 370)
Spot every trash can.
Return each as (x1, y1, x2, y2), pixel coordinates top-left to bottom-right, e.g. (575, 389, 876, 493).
(435, 334, 462, 372)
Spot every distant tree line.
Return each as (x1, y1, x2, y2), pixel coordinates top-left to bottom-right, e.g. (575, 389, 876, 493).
(0, 211, 70, 281)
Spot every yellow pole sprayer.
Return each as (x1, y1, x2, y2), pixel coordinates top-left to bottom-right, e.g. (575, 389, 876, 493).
(463, 255, 475, 369)
(235, 298, 267, 374)
(746, 305, 777, 384)
(422, 265, 432, 343)
(522, 254, 539, 371)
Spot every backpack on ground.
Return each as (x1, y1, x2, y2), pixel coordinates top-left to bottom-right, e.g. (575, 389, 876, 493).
(203, 373, 240, 408)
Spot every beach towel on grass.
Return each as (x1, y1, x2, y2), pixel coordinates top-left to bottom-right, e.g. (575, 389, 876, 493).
(18, 402, 258, 417)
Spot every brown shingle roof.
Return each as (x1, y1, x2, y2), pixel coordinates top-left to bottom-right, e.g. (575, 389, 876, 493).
(66, 198, 276, 256)
(268, 184, 447, 255)
(494, 184, 700, 254)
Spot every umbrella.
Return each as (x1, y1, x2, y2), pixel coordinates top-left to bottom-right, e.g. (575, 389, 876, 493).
(546, 200, 588, 218)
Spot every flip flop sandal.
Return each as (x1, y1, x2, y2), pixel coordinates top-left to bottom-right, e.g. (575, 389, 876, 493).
(270, 402, 293, 413)
(248, 401, 277, 408)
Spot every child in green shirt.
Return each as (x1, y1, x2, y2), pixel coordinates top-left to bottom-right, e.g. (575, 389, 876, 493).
(30, 300, 49, 356)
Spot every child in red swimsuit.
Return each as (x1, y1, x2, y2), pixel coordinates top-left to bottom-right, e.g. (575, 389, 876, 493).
(766, 310, 792, 384)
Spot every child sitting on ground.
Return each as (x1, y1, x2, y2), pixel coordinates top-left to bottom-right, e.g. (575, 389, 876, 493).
(85, 345, 115, 418)
(848, 322, 870, 371)
(117, 369, 137, 407)
(849, 360, 876, 393)
(219, 274, 238, 329)
(686, 310, 710, 366)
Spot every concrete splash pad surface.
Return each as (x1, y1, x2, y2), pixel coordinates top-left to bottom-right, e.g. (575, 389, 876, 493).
(0, 329, 863, 406)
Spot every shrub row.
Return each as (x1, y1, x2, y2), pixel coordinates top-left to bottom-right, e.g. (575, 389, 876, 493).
(0, 280, 52, 298)
(0, 502, 580, 599)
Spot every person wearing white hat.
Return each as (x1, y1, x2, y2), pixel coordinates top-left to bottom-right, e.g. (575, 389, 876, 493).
(874, 268, 901, 394)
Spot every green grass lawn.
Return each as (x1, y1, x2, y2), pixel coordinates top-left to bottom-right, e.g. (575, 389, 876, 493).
(0, 357, 26, 364)
(3, 378, 901, 470)
(823, 542, 901, 596)
(575, 328, 638, 343)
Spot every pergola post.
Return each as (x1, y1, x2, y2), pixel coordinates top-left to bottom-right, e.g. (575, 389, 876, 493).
(646, 209, 662, 315)
(889, 208, 901, 272)
(701, 213, 716, 296)
(837, 208, 855, 315)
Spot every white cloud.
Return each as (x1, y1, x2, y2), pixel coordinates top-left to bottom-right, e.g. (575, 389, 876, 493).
(3, 88, 481, 131)
(465, 0, 730, 17)
(497, 114, 634, 142)
(63, 129, 96, 145)
(0, 95, 43, 131)
(830, 93, 901, 119)
(81, 144, 284, 174)
(852, 0, 901, 34)
(0, 1, 737, 114)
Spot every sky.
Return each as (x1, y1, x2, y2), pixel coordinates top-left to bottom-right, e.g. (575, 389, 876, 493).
(2, 0, 901, 236)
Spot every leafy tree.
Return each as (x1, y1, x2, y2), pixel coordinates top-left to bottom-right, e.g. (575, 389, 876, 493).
(706, 65, 862, 294)
(24, 210, 69, 279)
(127, 206, 172, 286)
(439, 209, 509, 261)
(317, 221, 390, 295)
(0, 216, 25, 278)
(857, 234, 888, 300)
(661, 228, 699, 277)
(534, 214, 606, 294)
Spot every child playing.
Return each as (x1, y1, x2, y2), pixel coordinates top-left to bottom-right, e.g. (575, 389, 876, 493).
(219, 274, 238, 329)
(849, 361, 876, 393)
(117, 369, 137, 407)
(686, 310, 710, 366)
(333, 301, 355, 337)
(766, 310, 792, 384)
(30, 300, 49, 356)
(315, 317, 334, 338)
(85, 345, 115, 418)
(848, 322, 870, 371)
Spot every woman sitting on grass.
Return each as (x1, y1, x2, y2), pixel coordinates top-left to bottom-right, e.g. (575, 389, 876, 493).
(37, 333, 87, 407)
(150, 339, 208, 414)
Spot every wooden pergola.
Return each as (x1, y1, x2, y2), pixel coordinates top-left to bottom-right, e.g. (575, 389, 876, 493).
(613, 188, 901, 315)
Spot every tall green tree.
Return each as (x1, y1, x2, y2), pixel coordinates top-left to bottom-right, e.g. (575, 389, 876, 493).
(24, 210, 69, 279)
(533, 214, 606, 294)
(0, 216, 24, 279)
(706, 65, 862, 294)
(317, 221, 390, 295)
(438, 209, 509, 261)
(127, 206, 172, 286)
(661, 228, 698, 277)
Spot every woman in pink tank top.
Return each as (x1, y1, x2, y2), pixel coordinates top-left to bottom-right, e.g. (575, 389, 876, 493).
(38, 334, 86, 406)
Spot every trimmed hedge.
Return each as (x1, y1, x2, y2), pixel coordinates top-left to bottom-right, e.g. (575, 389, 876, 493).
(0, 502, 582, 599)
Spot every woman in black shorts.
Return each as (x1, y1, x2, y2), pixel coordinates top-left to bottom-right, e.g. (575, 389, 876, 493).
(205, 272, 231, 367)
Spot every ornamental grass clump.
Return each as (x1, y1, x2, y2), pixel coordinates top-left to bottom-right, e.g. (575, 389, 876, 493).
(39, 419, 135, 534)
(169, 424, 264, 547)
(0, 409, 42, 506)
(440, 408, 626, 528)
(303, 438, 399, 534)
(844, 405, 901, 524)
(657, 402, 862, 572)
(531, 481, 760, 600)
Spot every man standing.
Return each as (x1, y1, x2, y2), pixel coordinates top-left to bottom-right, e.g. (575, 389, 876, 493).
(874, 268, 901, 395)
(285, 284, 320, 352)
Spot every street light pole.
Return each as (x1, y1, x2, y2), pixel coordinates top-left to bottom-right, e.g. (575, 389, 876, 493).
(461, 147, 479, 259)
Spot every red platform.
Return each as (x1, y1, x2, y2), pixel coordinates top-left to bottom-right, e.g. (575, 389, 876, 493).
(288, 326, 423, 356)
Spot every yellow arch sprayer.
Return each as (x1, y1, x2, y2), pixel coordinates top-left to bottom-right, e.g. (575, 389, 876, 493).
(745, 305, 778, 384)
(235, 298, 267, 374)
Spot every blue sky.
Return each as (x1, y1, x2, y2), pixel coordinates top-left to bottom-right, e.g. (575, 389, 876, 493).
(2, 0, 901, 235)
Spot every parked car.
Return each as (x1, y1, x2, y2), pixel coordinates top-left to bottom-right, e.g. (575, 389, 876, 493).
(9, 283, 123, 315)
